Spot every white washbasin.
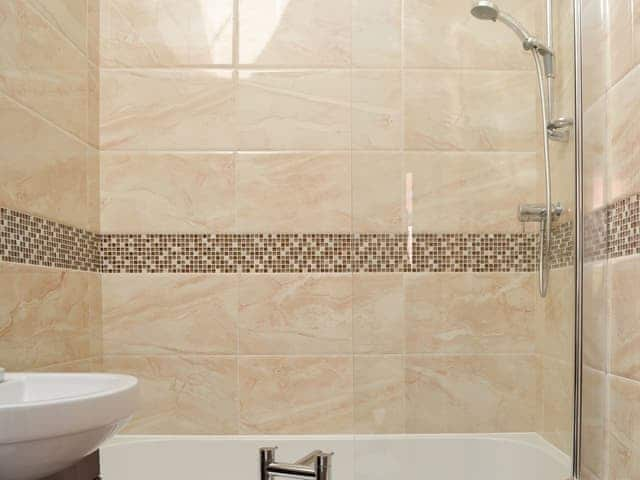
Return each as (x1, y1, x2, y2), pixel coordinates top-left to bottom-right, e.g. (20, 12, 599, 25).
(0, 372, 138, 480)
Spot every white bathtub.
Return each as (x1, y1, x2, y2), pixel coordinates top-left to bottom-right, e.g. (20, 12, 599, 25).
(101, 433, 569, 480)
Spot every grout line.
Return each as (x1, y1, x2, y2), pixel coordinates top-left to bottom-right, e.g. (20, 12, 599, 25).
(233, 0, 240, 67)
(0, 91, 92, 149)
(234, 271, 241, 434)
(99, 66, 536, 72)
(607, 372, 640, 387)
(349, 0, 356, 436)
(98, 148, 541, 154)
(99, 352, 542, 359)
(400, 0, 408, 433)
(24, 0, 91, 64)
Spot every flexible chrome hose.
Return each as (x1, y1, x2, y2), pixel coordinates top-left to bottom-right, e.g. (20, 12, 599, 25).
(532, 51, 552, 297)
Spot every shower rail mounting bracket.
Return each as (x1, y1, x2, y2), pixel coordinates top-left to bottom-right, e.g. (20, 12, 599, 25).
(548, 117, 574, 142)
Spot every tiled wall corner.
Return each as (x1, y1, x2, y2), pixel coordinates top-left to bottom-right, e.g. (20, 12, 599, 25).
(0, 0, 101, 373)
(582, 0, 640, 478)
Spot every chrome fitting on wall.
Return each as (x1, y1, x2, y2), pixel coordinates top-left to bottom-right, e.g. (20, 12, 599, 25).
(547, 117, 574, 142)
(260, 447, 333, 480)
(518, 202, 564, 223)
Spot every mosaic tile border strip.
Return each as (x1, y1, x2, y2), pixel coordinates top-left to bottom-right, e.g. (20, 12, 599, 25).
(550, 220, 574, 268)
(607, 193, 640, 259)
(584, 207, 608, 262)
(101, 232, 538, 273)
(1, 207, 539, 273)
(0, 208, 100, 272)
(100, 234, 353, 274)
(3, 192, 638, 273)
(556, 193, 640, 265)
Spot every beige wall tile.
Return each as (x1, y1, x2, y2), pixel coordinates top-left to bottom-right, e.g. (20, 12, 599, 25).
(582, 366, 607, 479)
(354, 355, 404, 433)
(101, 152, 235, 233)
(36, 357, 102, 373)
(584, 261, 607, 371)
(27, 0, 87, 54)
(0, 96, 90, 229)
(404, 0, 537, 70)
(86, 146, 100, 232)
(405, 273, 535, 354)
(635, 0, 640, 67)
(549, 141, 576, 212)
(405, 152, 538, 233)
(608, 374, 640, 480)
(237, 70, 350, 150)
(608, 0, 634, 87)
(609, 256, 640, 381)
(0, 1, 89, 141)
(547, 1, 575, 206)
(100, 69, 235, 150)
(539, 266, 574, 361)
(405, 354, 538, 433)
(238, 0, 351, 66)
(0, 0, 83, 68)
(26, 0, 87, 53)
(0, 269, 92, 371)
(551, 0, 576, 120)
(541, 356, 573, 454)
(87, 0, 99, 65)
(100, 0, 233, 67)
(351, 70, 401, 150)
(103, 274, 237, 355)
(238, 274, 352, 354)
(0, 262, 57, 275)
(352, 153, 403, 233)
(352, 0, 401, 67)
(607, 65, 640, 203)
(104, 355, 237, 434)
(404, 70, 537, 151)
(582, 0, 609, 108)
(238, 356, 354, 433)
(584, 97, 608, 212)
(236, 152, 351, 232)
(88, 64, 99, 148)
(1, 67, 89, 141)
(87, 272, 102, 359)
(353, 274, 403, 354)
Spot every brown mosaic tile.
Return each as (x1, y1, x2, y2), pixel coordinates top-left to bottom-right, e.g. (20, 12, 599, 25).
(553, 193, 640, 266)
(4, 192, 638, 275)
(549, 220, 575, 269)
(410, 233, 537, 273)
(102, 232, 537, 273)
(0, 208, 99, 272)
(607, 194, 640, 259)
(353, 234, 406, 272)
(100, 234, 238, 274)
(101, 233, 353, 274)
(584, 207, 608, 262)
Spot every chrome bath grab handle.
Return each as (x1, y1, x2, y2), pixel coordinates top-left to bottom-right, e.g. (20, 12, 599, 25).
(260, 447, 332, 480)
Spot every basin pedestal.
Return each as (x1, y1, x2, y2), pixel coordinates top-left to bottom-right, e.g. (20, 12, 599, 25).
(41, 451, 100, 480)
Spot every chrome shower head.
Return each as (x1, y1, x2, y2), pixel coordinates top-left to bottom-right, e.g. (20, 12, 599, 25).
(470, 0, 499, 21)
(470, 0, 555, 78)
(470, 0, 533, 45)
